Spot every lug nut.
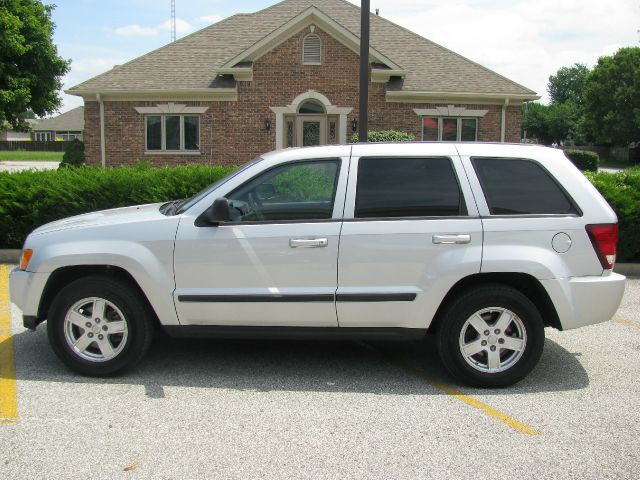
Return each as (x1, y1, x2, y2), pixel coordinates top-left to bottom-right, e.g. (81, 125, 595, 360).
(102, 325, 108, 331)
(481, 340, 487, 346)
(88, 333, 94, 338)
(494, 329, 500, 334)
(484, 330, 490, 336)
(490, 345, 496, 351)
(95, 318, 101, 324)
(498, 338, 505, 344)
(98, 335, 104, 340)
(85, 322, 92, 328)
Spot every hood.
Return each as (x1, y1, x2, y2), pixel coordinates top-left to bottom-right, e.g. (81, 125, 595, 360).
(32, 203, 166, 235)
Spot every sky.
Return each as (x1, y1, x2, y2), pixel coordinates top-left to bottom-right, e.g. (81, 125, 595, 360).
(49, 0, 639, 115)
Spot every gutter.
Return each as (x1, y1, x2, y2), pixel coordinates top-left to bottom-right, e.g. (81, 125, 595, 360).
(500, 97, 510, 143)
(97, 93, 106, 168)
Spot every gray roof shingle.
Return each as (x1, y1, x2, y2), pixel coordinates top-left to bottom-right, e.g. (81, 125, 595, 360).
(68, 0, 536, 97)
(34, 107, 84, 131)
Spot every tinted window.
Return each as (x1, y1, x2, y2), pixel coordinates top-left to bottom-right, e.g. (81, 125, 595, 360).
(228, 160, 340, 222)
(473, 157, 578, 215)
(355, 157, 466, 218)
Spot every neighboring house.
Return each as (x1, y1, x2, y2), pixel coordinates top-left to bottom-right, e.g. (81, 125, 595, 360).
(67, 0, 538, 167)
(0, 119, 39, 141)
(32, 107, 84, 142)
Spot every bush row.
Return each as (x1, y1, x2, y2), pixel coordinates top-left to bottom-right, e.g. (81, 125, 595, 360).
(1, 163, 638, 263)
(564, 149, 599, 171)
(585, 167, 640, 263)
(0, 164, 236, 248)
(350, 130, 416, 143)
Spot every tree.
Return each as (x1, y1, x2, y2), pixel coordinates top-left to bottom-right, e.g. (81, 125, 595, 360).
(583, 47, 640, 146)
(548, 63, 589, 107)
(523, 102, 580, 145)
(0, 0, 70, 131)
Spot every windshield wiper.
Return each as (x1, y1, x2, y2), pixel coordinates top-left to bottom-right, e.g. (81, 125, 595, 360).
(159, 199, 183, 216)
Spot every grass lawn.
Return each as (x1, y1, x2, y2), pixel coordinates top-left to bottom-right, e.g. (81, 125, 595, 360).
(0, 151, 63, 162)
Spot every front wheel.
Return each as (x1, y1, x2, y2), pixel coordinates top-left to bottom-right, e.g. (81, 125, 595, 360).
(47, 276, 154, 376)
(436, 284, 545, 388)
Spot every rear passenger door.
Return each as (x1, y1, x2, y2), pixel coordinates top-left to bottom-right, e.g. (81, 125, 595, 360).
(337, 144, 483, 330)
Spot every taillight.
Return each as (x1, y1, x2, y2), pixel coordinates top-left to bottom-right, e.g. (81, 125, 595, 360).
(586, 224, 618, 270)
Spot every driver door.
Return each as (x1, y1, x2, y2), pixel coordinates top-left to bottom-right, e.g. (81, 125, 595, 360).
(173, 158, 347, 327)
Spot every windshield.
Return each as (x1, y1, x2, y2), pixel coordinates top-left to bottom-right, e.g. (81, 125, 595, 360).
(175, 157, 264, 214)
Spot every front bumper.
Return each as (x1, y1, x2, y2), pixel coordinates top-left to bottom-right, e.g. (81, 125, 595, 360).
(541, 272, 626, 330)
(9, 268, 49, 329)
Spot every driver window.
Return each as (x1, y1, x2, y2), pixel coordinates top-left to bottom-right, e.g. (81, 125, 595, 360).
(227, 159, 340, 222)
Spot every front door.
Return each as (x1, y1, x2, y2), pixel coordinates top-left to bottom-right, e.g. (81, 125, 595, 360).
(173, 155, 350, 327)
(296, 116, 326, 147)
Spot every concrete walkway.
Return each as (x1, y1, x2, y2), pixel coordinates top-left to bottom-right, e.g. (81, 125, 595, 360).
(0, 161, 59, 172)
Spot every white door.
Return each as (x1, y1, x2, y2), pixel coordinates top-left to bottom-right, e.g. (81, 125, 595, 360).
(173, 157, 348, 327)
(337, 144, 483, 330)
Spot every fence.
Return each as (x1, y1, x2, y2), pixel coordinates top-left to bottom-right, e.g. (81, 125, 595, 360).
(0, 141, 71, 152)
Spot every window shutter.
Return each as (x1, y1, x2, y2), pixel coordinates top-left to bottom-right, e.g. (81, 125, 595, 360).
(303, 34, 321, 64)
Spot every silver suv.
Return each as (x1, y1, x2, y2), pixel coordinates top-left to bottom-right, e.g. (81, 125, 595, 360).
(10, 143, 626, 387)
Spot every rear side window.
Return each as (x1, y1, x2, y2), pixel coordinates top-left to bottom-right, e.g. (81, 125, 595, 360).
(355, 157, 467, 218)
(472, 157, 578, 215)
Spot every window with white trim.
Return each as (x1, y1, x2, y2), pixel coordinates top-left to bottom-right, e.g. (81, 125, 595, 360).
(303, 34, 322, 65)
(34, 131, 53, 141)
(422, 117, 478, 142)
(145, 115, 200, 152)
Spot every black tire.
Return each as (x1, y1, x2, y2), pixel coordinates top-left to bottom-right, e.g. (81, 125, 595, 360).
(47, 275, 154, 376)
(436, 284, 545, 388)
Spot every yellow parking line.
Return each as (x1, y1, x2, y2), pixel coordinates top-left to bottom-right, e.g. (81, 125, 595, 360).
(611, 316, 640, 329)
(362, 344, 539, 436)
(0, 264, 18, 424)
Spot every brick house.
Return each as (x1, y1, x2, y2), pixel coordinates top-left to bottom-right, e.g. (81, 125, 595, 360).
(67, 0, 538, 167)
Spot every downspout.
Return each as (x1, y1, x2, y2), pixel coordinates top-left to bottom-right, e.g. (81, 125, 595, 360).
(500, 97, 510, 143)
(97, 93, 106, 168)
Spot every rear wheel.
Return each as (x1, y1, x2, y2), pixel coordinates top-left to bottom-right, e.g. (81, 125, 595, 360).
(436, 284, 545, 388)
(47, 276, 153, 376)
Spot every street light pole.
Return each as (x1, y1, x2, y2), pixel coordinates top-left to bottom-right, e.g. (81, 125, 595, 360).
(358, 0, 370, 143)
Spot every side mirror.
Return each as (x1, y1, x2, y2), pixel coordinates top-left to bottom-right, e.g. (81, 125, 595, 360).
(197, 197, 231, 226)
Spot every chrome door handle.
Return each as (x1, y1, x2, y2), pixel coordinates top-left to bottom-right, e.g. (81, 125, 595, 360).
(432, 234, 471, 245)
(289, 238, 329, 248)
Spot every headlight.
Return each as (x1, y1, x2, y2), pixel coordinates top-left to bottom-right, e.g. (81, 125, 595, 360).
(19, 249, 33, 271)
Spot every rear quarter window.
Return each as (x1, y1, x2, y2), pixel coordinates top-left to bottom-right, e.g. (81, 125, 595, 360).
(472, 157, 578, 215)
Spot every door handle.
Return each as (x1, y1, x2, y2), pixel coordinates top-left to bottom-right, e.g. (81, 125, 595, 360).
(289, 238, 329, 248)
(432, 234, 471, 245)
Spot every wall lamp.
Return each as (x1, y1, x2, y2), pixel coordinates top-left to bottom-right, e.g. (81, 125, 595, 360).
(351, 119, 358, 132)
(264, 118, 271, 131)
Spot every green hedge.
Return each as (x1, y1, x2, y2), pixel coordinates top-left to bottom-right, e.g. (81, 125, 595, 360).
(1, 164, 639, 263)
(0, 164, 236, 248)
(564, 149, 599, 171)
(350, 130, 415, 143)
(585, 168, 640, 263)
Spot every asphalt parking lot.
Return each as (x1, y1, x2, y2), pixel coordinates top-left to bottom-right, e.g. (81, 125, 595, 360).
(1, 266, 639, 479)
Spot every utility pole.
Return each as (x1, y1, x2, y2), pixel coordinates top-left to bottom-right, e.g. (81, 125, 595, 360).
(358, 0, 370, 143)
(171, 0, 176, 42)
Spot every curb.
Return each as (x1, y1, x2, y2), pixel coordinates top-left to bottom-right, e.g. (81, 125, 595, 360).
(0, 248, 638, 276)
(0, 250, 21, 263)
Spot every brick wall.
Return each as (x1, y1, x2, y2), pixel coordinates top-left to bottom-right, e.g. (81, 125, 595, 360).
(87, 27, 524, 166)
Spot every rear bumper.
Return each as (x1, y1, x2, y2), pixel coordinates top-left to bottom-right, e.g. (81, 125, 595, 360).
(541, 272, 626, 330)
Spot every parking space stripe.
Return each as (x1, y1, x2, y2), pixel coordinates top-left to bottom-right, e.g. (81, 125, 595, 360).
(0, 264, 18, 424)
(611, 316, 640, 329)
(360, 343, 539, 436)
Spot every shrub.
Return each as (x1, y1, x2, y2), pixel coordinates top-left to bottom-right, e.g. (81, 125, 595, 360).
(564, 149, 599, 171)
(59, 139, 85, 168)
(0, 164, 237, 248)
(350, 130, 415, 143)
(585, 167, 640, 262)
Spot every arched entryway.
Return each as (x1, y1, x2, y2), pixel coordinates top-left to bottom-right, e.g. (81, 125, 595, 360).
(270, 91, 353, 149)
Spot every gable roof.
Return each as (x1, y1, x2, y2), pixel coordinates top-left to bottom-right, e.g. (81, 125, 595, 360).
(68, 0, 536, 99)
(33, 107, 84, 131)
